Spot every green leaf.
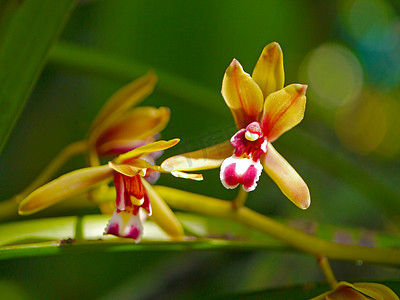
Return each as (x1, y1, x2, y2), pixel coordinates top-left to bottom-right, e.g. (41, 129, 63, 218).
(0, 0, 76, 155)
(0, 213, 286, 260)
(1, 212, 400, 261)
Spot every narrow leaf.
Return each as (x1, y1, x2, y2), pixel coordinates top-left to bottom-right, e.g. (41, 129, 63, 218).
(0, 0, 76, 154)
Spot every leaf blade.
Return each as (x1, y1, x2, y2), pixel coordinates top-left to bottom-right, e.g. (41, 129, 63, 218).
(0, 0, 76, 154)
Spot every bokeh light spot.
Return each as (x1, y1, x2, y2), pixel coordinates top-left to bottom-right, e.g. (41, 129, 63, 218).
(335, 90, 387, 155)
(300, 43, 363, 109)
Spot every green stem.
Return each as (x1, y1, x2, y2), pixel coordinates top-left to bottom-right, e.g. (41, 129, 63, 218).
(318, 256, 338, 289)
(74, 215, 85, 241)
(153, 186, 400, 266)
(13, 140, 88, 203)
(232, 188, 248, 209)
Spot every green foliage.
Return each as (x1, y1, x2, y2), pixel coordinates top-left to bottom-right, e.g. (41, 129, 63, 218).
(0, 0, 76, 154)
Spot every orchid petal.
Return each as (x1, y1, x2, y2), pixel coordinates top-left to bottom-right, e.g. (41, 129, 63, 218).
(114, 172, 129, 211)
(222, 59, 264, 128)
(352, 282, 399, 300)
(96, 106, 170, 155)
(260, 84, 307, 142)
(108, 160, 150, 177)
(311, 286, 367, 300)
(19, 166, 113, 215)
(261, 144, 310, 209)
(171, 171, 203, 181)
(104, 210, 144, 242)
(96, 139, 155, 157)
(311, 282, 399, 300)
(161, 140, 233, 172)
(142, 179, 184, 240)
(252, 42, 285, 98)
(115, 139, 180, 163)
(89, 72, 158, 143)
(220, 155, 263, 192)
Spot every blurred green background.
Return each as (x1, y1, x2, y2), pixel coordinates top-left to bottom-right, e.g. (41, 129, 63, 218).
(1, 0, 400, 298)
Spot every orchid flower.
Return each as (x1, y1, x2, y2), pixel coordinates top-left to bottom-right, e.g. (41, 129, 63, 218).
(10, 72, 169, 203)
(162, 42, 310, 209)
(311, 281, 399, 300)
(87, 71, 170, 166)
(18, 139, 202, 242)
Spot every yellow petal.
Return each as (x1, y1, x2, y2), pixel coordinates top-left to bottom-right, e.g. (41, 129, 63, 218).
(311, 286, 367, 300)
(115, 139, 180, 163)
(89, 72, 158, 144)
(108, 160, 150, 177)
(222, 59, 264, 128)
(161, 140, 233, 172)
(96, 139, 155, 157)
(96, 106, 170, 154)
(171, 171, 203, 181)
(261, 144, 310, 209)
(141, 179, 184, 240)
(18, 166, 113, 215)
(312, 281, 399, 300)
(252, 42, 285, 98)
(260, 84, 307, 142)
(353, 282, 399, 300)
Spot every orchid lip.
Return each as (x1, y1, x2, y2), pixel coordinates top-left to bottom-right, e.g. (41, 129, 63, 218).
(220, 155, 263, 192)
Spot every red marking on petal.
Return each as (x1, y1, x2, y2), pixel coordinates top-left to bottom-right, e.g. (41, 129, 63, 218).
(124, 174, 145, 200)
(223, 163, 239, 187)
(105, 222, 119, 236)
(246, 122, 262, 135)
(220, 156, 263, 191)
(230, 126, 268, 161)
(141, 194, 152, 216)
(114, 172, 127, 210)
(132, 205, 140, 215)
(104, 210, 144, 241)
(126, 226, 141, 240)
(241, 165, 258, 189)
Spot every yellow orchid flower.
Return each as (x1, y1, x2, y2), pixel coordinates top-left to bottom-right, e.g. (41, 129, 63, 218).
(10, 72, 170, 203)
(311, 281, 399, 300)
(18, 139, 202, 242)
(162, 42, 310, 209)
(87, 71, 170, 166)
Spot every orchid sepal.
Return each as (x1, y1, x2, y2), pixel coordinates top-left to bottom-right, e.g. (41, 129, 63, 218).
(252, 41, 285, 98)
(222, 58, 264, 128)
(95, 106, 170, 156)
(18, 165, 113, 215)
(311, 281, 399, 300)
(89, 71, 158, 144)
(261, 84, 307, 142)
(115, 139, 180, 164)
(261, 144, 310, 210)
(161, 140, 233, 172)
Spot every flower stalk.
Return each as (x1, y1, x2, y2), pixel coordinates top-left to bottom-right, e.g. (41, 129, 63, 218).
(318, 256, 338, 289)
(232, 188, 248, 210)
(153, 185, 400, 266)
